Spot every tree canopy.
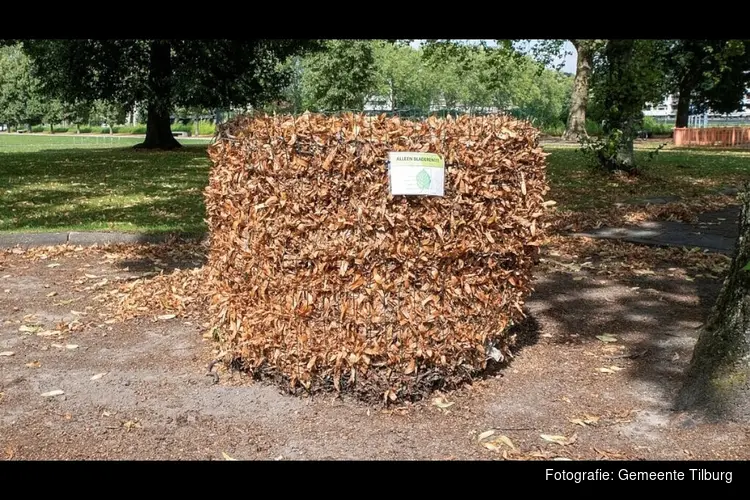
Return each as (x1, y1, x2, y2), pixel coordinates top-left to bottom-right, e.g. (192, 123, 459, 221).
(19, 39, 320, 148)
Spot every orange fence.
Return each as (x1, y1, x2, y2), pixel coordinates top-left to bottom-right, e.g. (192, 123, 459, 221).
(673, 127, 750, 147)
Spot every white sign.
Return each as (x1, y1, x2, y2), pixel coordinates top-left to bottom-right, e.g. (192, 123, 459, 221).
(388, 152, 445, 196)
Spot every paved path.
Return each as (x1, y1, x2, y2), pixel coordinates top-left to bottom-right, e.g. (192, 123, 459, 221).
(0, 231, 205, 249)
(574, 206, 740, 254)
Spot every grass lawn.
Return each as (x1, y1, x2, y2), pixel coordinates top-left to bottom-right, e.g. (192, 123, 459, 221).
(0, 134, 747, 234)
(0, 134, 212, 233)
(545, 142, 749, 211)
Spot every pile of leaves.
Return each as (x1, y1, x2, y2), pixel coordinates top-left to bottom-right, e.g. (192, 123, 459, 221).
(204, 112, 550, 402)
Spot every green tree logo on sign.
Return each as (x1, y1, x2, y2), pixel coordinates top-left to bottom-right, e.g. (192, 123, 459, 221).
(416, 169, 431, 190)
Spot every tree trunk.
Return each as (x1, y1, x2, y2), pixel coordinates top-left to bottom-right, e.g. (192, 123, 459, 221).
(675, 82, 692, 129)
(676, 187, 750, 422)
(76, 124, 80, 134)
(49, 123, 54, 134)
(599, 40, 638, 173)
(135, 40, 181, 150)
(562, 40, 593, 142)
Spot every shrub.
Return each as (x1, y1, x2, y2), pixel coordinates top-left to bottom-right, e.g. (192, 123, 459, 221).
(197, 121, 216, 136)
(205, 113, 550, 402)
(642, 116, 673, 136)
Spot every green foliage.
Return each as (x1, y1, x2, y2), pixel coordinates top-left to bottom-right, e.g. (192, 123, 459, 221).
(588, 40, 671, 172)
(196, 121, 215, 136)
(666, 40, 750, 116)
(301, 40, 378, 111)
(171, 123, 193, 135)
(21, 40, 320, 116)
(642, 116, 673, 135)
(282, 40, 572, 122)
(0, 44, 46, 128)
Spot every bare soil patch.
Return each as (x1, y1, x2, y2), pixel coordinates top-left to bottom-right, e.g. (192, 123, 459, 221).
(1, 242, 748, 460)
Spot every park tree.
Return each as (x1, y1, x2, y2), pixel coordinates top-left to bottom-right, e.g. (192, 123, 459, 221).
(676, 188, 750, 422)
(300, 40, 379, 112)
(19, 39, 320, 149)
(561, 40, 606, 141)
(373, 41, 439, 115)
(666, 40, 750, 128)
(0, 44, 46, 131)
(587, 40, 669, 173)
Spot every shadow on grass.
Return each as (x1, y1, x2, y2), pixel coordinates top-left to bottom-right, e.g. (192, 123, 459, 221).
(0, 145, 210, 233)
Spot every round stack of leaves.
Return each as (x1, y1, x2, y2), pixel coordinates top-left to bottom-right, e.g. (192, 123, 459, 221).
(205, 112, 549, 402)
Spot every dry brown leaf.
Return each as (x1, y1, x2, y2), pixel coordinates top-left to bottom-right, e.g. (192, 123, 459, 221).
(122, 420, 141, 431)
(541, 433, 577, 446)
(477, 430, 496, 441)
(25, 361, 41, 368)
(0, 351, 14, 357)
(432, 396, 455, 409)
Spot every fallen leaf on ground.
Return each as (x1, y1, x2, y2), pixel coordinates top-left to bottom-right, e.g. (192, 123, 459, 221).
(481, 434, 516, 452)
(598, 366, 623, 374)
(0, 351, 14, 357)
(18, 325, 40, 333)
(477, 430, 496, 441)
(569, 415, 600, 427)
(222, 451, 237, 461)
(90, 373, 107, 380)
(66, 344, 79, 350)
(596, 334, 618, 343)
(122, 420, 141, 431)
(25, 361, 41, 368)
(36, 330, 59, 337)
(84, 274, 99, 279)
(46, 291, 57, 297)
(41, 390, 65, 397)
(432, 396, 455, 409)
(47, 263, 61, 268)
(541, 433, 577, 446)
(157, 314, 176, 320)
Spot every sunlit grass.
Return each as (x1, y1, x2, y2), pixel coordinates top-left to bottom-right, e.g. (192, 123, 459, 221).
(1, 134, 746, 234)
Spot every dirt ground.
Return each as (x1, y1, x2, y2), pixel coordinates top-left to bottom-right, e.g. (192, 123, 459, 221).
(1, 242, 749, 460)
